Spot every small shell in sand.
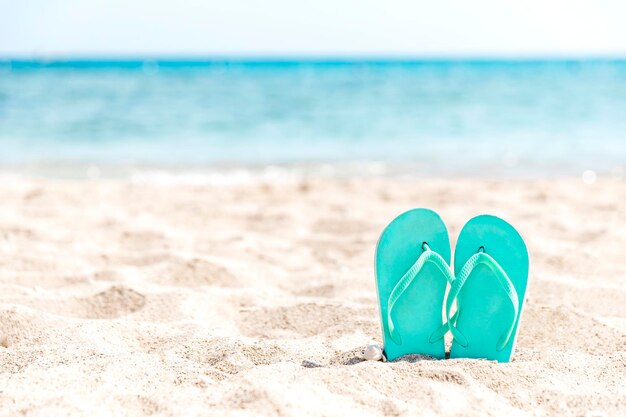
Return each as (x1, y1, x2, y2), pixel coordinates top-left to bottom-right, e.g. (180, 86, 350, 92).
(363, 344, 384, 361)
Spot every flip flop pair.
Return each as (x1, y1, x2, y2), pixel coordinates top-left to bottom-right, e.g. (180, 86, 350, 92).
(375, 209, 529, 362)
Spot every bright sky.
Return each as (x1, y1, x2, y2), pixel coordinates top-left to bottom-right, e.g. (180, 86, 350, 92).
(2, 0, 625, 57)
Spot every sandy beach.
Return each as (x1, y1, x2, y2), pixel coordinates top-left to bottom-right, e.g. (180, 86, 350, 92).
(0, 176, 624, 416)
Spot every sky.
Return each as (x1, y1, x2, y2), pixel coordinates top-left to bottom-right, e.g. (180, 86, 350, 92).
(1, 0, 626, 57)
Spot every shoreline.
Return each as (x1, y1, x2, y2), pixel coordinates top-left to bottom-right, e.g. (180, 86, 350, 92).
(1, 160, 624, 184)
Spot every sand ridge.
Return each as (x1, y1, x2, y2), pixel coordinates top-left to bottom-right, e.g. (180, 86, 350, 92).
(0, 177, 625, 416)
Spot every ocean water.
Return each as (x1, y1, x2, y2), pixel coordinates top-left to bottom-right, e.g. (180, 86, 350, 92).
(1, 59, 625, 179)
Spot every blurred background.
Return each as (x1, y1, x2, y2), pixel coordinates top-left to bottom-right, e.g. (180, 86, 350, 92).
(1, 1, 625, 181)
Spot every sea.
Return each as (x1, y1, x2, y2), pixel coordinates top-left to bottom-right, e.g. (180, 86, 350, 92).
(1, 58, 625, 181)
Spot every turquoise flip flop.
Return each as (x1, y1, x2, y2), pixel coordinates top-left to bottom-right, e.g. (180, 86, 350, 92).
(375, 208, 453, 361)
(448, 215, 529, 362)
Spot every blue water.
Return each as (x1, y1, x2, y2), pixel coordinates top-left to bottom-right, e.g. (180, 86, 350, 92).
(1, 59, 625, 177)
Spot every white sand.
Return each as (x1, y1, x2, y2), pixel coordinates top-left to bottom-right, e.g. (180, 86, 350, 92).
(0, 177, 624, 416)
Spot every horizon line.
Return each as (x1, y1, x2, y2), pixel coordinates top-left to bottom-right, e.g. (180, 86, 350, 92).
(2, 54, 626, 66)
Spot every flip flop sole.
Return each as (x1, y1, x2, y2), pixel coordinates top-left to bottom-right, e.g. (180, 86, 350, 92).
(375, 208, 451, 360)
(451, 215, 529, 362)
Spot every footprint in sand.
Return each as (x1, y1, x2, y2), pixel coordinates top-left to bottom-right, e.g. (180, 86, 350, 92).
(77, 286, 146, 319)
(240, 303, 376, 339)
(518, 304, 623, 354)
(150, 257, 237, 288)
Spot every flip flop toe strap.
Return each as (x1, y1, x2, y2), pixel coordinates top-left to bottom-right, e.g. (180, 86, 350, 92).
(446, 251, 519, 351)
(387, 244, 454, 345)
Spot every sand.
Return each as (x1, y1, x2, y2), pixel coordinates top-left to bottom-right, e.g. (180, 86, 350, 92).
(0, 176, 624, 416)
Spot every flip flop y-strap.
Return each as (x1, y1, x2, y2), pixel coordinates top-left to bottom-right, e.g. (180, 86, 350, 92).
(446, 248, 519, 351)
(387, 243, 454, 345)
